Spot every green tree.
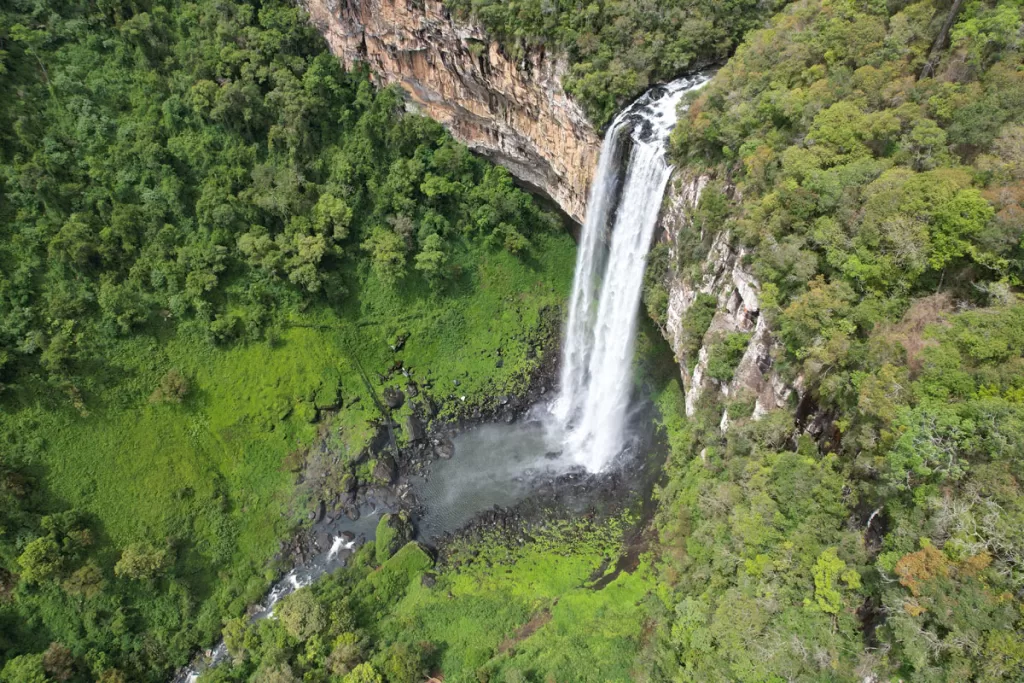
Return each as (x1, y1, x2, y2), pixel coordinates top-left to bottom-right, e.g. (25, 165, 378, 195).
(275, 588, 326, 641)
(361, 227, 407, 287)
(113, 542, 169, 580)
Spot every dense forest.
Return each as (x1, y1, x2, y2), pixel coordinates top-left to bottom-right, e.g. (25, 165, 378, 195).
(3, 0, 1024, 681)
(444, 0, 787, 126)
(657, 0, 1024, 679)
(0, 0, 571, 680)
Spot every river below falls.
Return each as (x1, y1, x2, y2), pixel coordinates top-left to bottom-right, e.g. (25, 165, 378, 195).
(175, 398, 661, 682)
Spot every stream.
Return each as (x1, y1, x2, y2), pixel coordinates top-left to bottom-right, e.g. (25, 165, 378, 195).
(173, 399, 659, 683)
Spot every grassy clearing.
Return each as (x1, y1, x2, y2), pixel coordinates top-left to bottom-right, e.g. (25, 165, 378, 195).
(372, 517, 656, 682)
(0, 232, 574, 655)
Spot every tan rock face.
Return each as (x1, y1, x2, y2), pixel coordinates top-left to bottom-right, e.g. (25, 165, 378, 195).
(301, 0, 600, 223)
(658, 171, 792, 422)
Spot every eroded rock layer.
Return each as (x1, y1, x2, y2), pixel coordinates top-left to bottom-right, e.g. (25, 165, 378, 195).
(301, 0, 600, 223)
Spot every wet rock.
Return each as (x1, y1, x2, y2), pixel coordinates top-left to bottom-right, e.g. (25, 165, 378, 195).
(341, 530, 355, 543)
(383, 387, 405, 409)
(373, 455, 397, 485)
(406, 383, 419, 398)
(314, 499, 326, 523)
(345, 506, 361, 521)
(405, 415, 426, 442)
(435, 437, 455, 460)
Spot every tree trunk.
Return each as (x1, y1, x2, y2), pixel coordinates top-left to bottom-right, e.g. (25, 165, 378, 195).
(920, 0, 967, 79)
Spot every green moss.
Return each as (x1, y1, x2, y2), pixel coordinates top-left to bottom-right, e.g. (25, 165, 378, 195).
(371, 516, 653, 682)
(375, 512, 413, 564)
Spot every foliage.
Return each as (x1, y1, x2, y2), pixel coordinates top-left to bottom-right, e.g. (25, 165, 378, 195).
(0, 0, 561, 397)
(444, 0, 787, 126)
(654, 1, 1024, 679)
(704, 332, 751, 382)
(114, 542, 169, 580)
(203, 516, 654, 683)
(0, 0, 574, 679)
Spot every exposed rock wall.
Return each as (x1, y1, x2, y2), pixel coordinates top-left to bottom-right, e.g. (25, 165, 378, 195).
(301, 2, 788, 419)
(300, 0, 600, 223)
(658, 171, 792, 422)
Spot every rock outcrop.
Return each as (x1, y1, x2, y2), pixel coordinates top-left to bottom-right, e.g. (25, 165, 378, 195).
(301, 0, 600, 223)
(658, 171, 792, 423)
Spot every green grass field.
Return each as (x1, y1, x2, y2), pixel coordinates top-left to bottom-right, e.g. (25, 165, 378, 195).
(0, 232, 575, 651)
(366, 517, 657, 682)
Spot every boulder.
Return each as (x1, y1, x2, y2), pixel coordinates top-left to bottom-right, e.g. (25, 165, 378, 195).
(383, 387, 405, 409)
(435, 437, 455, 460)
(404, 415, 426, 443)
(372, 455, 396, 485)
(375, 511, 413, 564)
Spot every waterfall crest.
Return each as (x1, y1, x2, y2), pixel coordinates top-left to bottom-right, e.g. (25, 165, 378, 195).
(556, 74, 711, 472)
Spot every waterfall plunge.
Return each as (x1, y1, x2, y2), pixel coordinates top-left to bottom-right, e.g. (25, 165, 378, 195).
(555, 74, 711, 472)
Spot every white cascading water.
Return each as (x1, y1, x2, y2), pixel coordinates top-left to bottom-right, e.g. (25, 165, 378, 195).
(556, 74, 711, 471)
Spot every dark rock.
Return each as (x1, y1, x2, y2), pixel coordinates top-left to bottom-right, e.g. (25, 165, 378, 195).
(421, 572, 437, 588)
(435, 437, 455, 460)
(314, 499, 326, 523)
(341, 530, 355, 543)
(495, 357, 504, 368)
(452, 379, 460, 387)
(340, 472, 357, 493)
(425, 397, 437, 418)
(345, 506, 361, 521)
(373, 455, 397, 485)
(404, 415, 426, 443)
(406, 383, 419, 398)
(383, 387, 405, 409)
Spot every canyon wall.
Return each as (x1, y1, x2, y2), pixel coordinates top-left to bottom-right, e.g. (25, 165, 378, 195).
(301, 1, 793, 420)
(300, 0, 600, 223)
(657, 172, 792, 423)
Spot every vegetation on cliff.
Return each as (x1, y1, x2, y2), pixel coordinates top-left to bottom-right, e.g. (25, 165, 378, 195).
(655, 0, 1024, 680)
(444, 0, 787, 126)
(0, 0, 572, 680)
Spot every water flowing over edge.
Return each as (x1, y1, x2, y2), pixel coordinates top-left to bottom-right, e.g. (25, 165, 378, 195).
(172, 72, 711, 683)
(555, 73, 713, 472)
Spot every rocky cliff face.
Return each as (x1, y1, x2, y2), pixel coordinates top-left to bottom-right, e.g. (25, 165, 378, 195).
(658, 172, 792, 423)
(301, 2, 788, 419)
(300, 0, 600, 223)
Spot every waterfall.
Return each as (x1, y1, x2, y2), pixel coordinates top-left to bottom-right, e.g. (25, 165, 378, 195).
(557, 74, 711, 472)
